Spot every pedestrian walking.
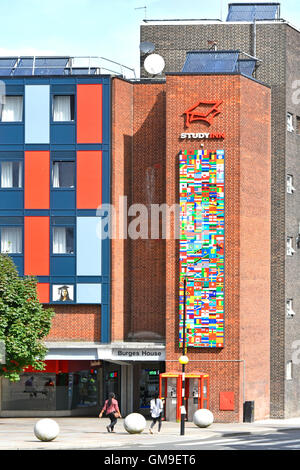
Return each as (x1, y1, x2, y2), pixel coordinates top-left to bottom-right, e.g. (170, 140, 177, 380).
(99, 392, 122, 433)
(149, 393, 163, 434)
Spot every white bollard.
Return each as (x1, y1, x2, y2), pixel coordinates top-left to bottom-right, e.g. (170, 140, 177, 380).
(34, 418, 60, 441)
(193, 409, 214, 428)
(123, 413, 146, 434)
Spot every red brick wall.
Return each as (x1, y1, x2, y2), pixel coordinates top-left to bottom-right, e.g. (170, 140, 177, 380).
(111, 79, 166, 342)
(129, 83, 166, 342)
(111, 78, 133, 341)
(45, 305, 101, 342)
(164, 74, 271, 422)
(239, 76, 271, 420)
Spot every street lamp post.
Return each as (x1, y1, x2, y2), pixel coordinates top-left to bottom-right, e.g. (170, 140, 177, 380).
(179, 275, 188, 435)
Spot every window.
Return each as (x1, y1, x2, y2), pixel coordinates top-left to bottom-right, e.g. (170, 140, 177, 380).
(287, 237, 295, 256)
(0, 161, 22, 188)
(52, 95, 74, 121)
(0, 227, 22, 253)
(0, 96, 23, 122)
(52, 161, 75, 188)
(286, 361, 293, 380)
(287, 175, 295, 194)
(286, 299, 296, 318)
(287, 113, 294, 132)
(53, 226, 74, 254)
(297, 116, 300, 135)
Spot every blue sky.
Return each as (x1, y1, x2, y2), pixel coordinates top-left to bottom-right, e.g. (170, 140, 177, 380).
(0, 0, 299, 76)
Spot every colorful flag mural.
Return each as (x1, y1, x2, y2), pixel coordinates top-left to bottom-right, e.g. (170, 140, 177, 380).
(179, 149, 224, 348)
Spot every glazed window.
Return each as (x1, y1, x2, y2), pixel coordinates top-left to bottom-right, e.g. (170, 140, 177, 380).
(287, 237, 295, 256)
(52, 161, 75, 188)
(286, 299, 295, 318)
(0, 227, 22, 253)
(286, 361, 293, 380)
(287, 113, 294, 132)
(0, 96, 23, 122)
(296, 116, 300, 135)
(53, 226, 74, 254)
(0, 161, 22, 188)
(52, 95, 74, 121)
(287, 175, 295, 194)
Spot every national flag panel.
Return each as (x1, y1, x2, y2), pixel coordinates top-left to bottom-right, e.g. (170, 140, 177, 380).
(179, 149, 225, 349)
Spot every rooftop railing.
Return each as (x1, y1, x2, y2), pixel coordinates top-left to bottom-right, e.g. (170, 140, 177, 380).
(0, 56, 136, 79)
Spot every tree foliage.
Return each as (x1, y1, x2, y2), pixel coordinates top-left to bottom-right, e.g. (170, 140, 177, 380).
(0, 254, 54, 381)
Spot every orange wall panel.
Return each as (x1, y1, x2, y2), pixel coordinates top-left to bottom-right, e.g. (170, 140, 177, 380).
(36, 283, 50, 303)
(77, 84, 102, 143)
(25, 151, 50, 209)
(24, 217, 50, 276)
(77, 151, 102, 209)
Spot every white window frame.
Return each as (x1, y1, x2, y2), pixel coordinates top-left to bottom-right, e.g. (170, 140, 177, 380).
(286, 360, 293, 380)
(286, 299, 296, 318)
(287, 175, 295, 194)
(0, 96, 23, 122)
(287, 237, 295, 256)
(287, 113, 294, 133)
(0, 226, 22, 254)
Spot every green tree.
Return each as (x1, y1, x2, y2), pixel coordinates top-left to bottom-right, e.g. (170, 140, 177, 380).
(0, 254, 54, 381)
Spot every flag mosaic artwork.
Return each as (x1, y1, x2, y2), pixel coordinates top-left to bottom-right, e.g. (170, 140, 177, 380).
(179, 149, 224, 348)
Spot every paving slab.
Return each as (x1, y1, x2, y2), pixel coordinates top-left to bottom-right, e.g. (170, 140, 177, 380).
(0, 417, 299, 450)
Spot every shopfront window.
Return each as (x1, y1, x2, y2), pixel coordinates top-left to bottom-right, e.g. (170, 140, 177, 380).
(71, 370, 98, 409)
(1, 369, 98, 412)
(1, 373, 56, 411)
(139, 368, 160, 409)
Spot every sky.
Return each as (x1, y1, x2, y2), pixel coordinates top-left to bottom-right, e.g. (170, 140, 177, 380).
(0, 0, 299, 77)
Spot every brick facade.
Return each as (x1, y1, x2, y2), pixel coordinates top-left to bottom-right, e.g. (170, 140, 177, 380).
(111, 73, 271, 421)
(45, 305, 101, 342)
(164, 73, 271, 422)
(111, 79, 166, 343)
(141, 18, 300, 419)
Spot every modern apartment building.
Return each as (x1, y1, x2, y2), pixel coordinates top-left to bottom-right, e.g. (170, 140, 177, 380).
(0, 52, 273, 422)
(140, 2, 300, 418)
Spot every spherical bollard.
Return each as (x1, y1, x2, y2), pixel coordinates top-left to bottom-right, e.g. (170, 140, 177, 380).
(123, 413, 146, 434)
(34, 418, 60, 442)
(193, 409, 214, 428)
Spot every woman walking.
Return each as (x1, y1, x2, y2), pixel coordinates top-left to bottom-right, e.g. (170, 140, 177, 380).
(149, 393, 164, 434)
(99, 392, 122, 433)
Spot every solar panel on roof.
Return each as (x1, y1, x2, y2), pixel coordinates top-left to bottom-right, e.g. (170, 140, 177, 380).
(182, 51, 239, 73)
(227, 3, 279, 21)
(236, 59, 256, 76)
(0, 58, 18, 76)
(34, 57, 69, 74)
(182, 51, 257, 78)
(35, 58, 69, 66)
(12, 58, 33, 76)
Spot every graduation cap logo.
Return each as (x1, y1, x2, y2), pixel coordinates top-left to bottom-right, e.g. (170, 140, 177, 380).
(183, 100, 223, 128)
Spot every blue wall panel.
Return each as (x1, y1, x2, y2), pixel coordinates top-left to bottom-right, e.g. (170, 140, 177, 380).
(51, 190, 75, 210)
(77, 283, 101, 304)
(51, 124, 75, 144)
(25, 85, 50, 143)
(77, 217, 102, 276)
(0, 125, 23, 145)
(51, 256, 76, 276)
(0, 190, 23, 209)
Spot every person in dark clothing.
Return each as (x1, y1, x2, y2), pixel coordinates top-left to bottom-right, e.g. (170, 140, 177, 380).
(99, 392, 122, 432)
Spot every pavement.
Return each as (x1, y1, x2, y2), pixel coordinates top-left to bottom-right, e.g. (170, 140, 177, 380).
(1, 416, 300, 450)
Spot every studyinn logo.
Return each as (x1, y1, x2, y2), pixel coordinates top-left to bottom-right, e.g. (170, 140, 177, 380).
(180, 99, 225, 140)
(183, 99, 223, 128)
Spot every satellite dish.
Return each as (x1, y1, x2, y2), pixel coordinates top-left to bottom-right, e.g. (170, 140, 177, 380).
(140, 41, 155, 54)
(144, 53, 165, 75)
